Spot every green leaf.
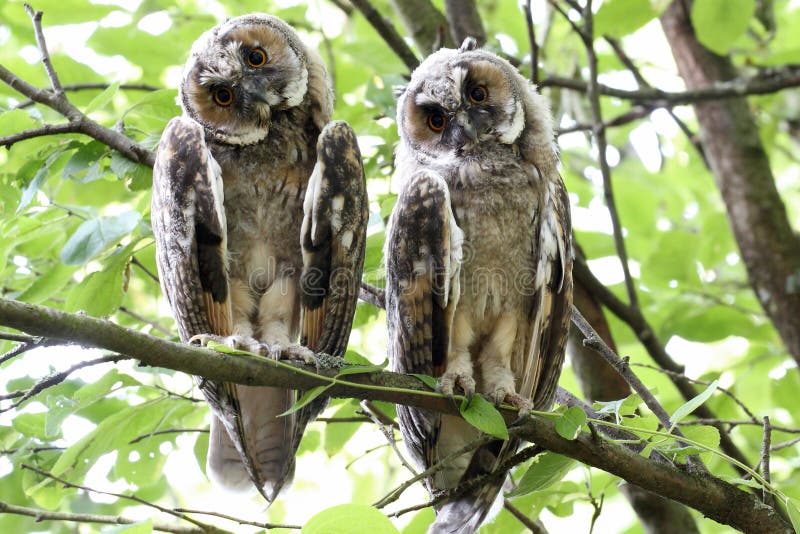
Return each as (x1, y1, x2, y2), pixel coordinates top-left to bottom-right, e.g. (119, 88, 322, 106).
(460, 395, 509, 440)
(61, 141, 109, 183)
(13, 413, 56, 440)
(594, 0, 659, 38)
(555, 406, 587, 440)
(691, 0, 755, 54)
(84, 81, 120, 115)
(0, 109, 39, 137)
(668, 380, 718, 431)
(17, 263, 78, 304)
(65, 242, 137, 316)
(280, 386, 331, 417)
(785, 497, 800, 533)
(410, 374, 438, 390)
(302, 504, 399, 534)
(60, 211, 141, 265)
(506, 453, 576, 497)
(110, 152, 152, 191)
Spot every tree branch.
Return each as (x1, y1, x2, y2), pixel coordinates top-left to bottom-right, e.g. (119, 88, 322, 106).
(348, 0, 420, 71)
(538, 65, 800, 105)
(0, 499, 216, 534)
(0, 297, 792, 533)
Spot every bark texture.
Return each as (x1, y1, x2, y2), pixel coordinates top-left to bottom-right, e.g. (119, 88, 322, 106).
(661, 0, 800, 364)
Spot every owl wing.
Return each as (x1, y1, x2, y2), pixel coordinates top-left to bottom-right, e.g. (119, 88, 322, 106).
(300, 121, 369, 356)
(522, 171, 574, 410)
(385, 169, 463, 470)
(151, 117, 276, 502)
(152, 116, 231, 341)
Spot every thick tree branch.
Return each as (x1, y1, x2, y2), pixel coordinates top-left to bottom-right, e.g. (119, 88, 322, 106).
(661, 0, 800, 363)
(443, 0, 486, 46)
(0, 297, 791, 533)
(538, 65, 800, 104)
(389, 0, 453, 54)
(348, 0, 420, 71)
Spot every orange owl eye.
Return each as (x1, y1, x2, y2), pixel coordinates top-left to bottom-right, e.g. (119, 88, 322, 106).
(468, 85, 488, 103)
(213, 87, 233, 107)
(247, 47, 268, 68)
(427, 110, 446, 132)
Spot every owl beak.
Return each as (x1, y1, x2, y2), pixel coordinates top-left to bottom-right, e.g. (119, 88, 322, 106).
(454, 112, 478, 144)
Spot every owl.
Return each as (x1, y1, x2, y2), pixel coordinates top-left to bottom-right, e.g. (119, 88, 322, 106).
(150, 14, 368, 503)
(386, 38, 573, 532)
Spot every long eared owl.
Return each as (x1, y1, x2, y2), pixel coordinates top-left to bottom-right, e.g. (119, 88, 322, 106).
(151, 14, 368, 503)
(386, 39, 573, 532)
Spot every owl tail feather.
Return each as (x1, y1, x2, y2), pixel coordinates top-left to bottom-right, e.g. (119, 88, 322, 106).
(427, 436, 522, 534)
(205, 384, 327, 504)
(428, 489, 499, 534)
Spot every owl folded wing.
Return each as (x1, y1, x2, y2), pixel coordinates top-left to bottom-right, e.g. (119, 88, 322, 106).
(385, 169, 464, 466)
(300, 120, 369, 356)
(151, 116, 275, 500)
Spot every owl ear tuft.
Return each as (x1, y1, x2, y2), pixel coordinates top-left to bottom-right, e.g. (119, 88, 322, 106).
(459, 37, 478, 52)
(393, 84, 408, 99)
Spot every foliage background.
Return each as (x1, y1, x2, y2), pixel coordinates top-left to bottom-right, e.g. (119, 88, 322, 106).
(0, 0, 799, 532)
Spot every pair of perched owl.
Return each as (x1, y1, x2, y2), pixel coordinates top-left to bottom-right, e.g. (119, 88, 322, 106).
(151, 13, 572, 534)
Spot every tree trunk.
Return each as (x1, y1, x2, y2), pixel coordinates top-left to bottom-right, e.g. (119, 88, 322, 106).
(661, 0, 800, 364)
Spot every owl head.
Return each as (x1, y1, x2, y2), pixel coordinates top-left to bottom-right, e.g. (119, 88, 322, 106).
(179, 14, 332, 145)
(397, 38, 554, 163)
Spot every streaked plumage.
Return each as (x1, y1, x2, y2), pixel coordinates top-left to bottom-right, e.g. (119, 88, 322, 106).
(386, 38, 573, 533)
(151, 14, 367, 503)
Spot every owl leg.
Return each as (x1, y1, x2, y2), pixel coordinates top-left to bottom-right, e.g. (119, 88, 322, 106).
(440, 309, 476, 398)
(478, 313, 533, 414)
(257, 276, 317, 364)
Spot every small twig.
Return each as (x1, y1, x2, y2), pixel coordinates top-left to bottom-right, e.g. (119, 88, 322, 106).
(360, 400, 416, 475)
(580, 1, 638, 309)
(522, 0, 539, 84)
(375, 433, 494, 509)
(389, 441, 544, 518)
(572, 258, 752, 472)
(131, 256, 160, 284)
(0, 123, 82, 148)
(172, 507, 301, 530)
(503, 499, 549, 533)
(680, 419, 800, 434)
(348, 0, 420, 71)
(13, 82, 160, 109)
(0, 355, 122, 413)
(0, 499, 213, 534)
(128, 428, 208, 445)
(24, 4, 62, 94)
(632, 363, 759, 424)
(346, 442, 392, 469)
(761, 416, 772, 505)
(0, 334, 58, 365)
(570, 306, 705, 471)
(21, 463, 218, 531)
(119, 306, 172, 336)
(771, 436, 800, 452)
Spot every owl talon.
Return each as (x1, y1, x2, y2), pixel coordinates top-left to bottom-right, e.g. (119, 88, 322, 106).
(439, 372, 476, 399)
(494, 390, 533, 416)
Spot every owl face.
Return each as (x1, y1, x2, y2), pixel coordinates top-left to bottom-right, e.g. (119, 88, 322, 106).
(397, 42, 527, 159)
(180, 14, 312, 145)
